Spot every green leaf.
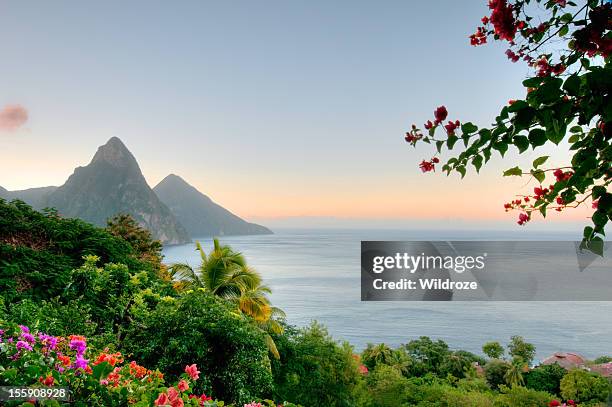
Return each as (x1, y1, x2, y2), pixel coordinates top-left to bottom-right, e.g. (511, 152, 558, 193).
(436, 140, 444, 153)
(456, 166, 466, 179)
(493, 141, 508, 157)
(563, 75, 581, 96)
(523, 77, 544, 88)
(593, 211, 608, 227)
(508, 100, 529, 112)
(531, 169, 546, 183)
(583, 226, 594, 239)
(558, 25, 569, 37)
(472, 155, 483, 172)
(569, 125, 582, 133)
(528, 128, 547, 147)
(513, 135, 529, 153)
(593, 186, 607, 199)
(532, 156, 549, 168)
(503, 166, 523, 176)
(447, 136, 458, 149)
(461, 122, 478, 134)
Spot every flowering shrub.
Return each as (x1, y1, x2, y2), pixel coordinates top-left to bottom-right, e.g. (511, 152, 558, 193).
(0, 324, 224, 406)
(405, 0, 612, 254)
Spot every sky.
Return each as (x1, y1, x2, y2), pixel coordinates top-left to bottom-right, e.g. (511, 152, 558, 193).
(0, 1, 594, 230)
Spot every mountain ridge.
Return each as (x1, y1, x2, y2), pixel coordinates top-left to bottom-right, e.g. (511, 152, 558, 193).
(153, 174, 272, 238)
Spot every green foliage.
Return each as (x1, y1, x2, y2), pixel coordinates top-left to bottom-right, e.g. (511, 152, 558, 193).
(106, 213, 163, 271)
(560, 369, 611, 404)
(122, 290, 274, 405)
(483, 341, 505, 359)
(271, 322, 361, 407)
(592, 355, 612, 364)
(404, 336, 451, 377)
(0, 199, 165, 305)
(354, 364, 416, 407)
(493, 385, 554, 407)
(524, 363, 566, 395)
(485, 360, 511, 391)
(507, 336, 536, 366)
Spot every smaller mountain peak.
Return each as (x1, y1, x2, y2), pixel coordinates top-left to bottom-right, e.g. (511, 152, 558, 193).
(91, 137, 137, 168)
(156, 174, 194, 190)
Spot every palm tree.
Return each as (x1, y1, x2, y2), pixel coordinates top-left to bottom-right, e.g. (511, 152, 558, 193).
(504, 359, 525, 387)
(170, 238, 284, 358)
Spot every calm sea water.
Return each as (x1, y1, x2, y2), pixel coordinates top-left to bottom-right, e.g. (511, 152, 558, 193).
(163, 228, 612, 361)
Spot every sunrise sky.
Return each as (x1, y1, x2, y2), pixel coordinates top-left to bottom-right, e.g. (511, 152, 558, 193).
(0, 1, 592, 229)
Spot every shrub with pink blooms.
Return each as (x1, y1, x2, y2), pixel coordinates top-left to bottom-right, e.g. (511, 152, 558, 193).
(0, 324, 224, 406)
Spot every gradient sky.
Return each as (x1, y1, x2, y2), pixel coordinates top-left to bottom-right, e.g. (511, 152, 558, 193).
(0, 1, 593, 229)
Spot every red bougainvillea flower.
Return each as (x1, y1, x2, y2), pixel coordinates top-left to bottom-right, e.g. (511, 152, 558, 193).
(567, 400, 576, 406)
(470, 27, 488, 46)
(185, 364, 200, 381)
(358, 364, 369, 374)
(177, 379, 189, 392)
(549, 401, 561, 407)
(555, 0, 567, 7)
(517, 212, 530, 225)
(489, 0, 518, 42)
(154, 392, 169, 406)
(481, 16, 489, 24)
(424, 120, 434, 130)
(553, 169, 573, 182)
(534, 186, 549, 200)
(39, 375, 54, 386)
(419, 159, 435, 173)
(434, 106, 448, 124)
(444, 120, 460, 135)
(505, 49, 519, 62)
(593, 199, 599, 209)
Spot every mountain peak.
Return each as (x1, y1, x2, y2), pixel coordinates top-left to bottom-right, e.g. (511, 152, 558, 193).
(91, 137, 137, 168)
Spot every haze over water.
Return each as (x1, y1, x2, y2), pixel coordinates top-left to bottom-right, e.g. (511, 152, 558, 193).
(163, 228, 612, 361)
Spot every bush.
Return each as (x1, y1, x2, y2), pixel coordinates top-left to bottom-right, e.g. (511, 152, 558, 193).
(123, 290, 274, 405)
(560, 369, 611, 404)
(524, 363, 566, 395)
(354, 364, 415, 407)
(0, 324, 224, 407)
(484, 360, 511, 390)
(493, 385, 554, 407)
(271, 322, 361, 407)
(0, 200, 168, 305)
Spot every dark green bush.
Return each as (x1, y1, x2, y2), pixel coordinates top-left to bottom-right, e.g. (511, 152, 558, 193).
(123, 289, 273, 405)
(271, 322, 361, 407)
(524, 363, 566, 395)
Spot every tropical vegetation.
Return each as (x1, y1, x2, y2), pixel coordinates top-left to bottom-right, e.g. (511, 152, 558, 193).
(1, 198, 611, 406)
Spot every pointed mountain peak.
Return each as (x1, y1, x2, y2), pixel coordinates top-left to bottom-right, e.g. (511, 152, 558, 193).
(159, 173, 188, 185)
(91, 137, 138, 168)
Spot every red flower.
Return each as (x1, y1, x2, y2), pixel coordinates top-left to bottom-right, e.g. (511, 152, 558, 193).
(470, 27, 488, 46)
(358, 364, 369, 374)
(419, 160, 435, 173)
(444, 120, 460, 135)
(434, 106, 448, 124)
(185, 364, 200, 381)
(593, 199, 599, 209)
(489, 0, 518, 42)
(549, 400, 560, 407)
(517, 212, 530, 225)
(424, 120, 434, 130)
(177, 379, 189, 392)
(481, 16, 489, 24)
(39, 375, 54, 386)
(154, 392, 169, 406)
(505, 49, 519, 62)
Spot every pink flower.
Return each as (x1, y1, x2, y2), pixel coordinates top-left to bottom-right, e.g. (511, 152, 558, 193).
(154, 392, 169, 406)
(177, 379, 189, 392)
(167, 387, 179, 401)
(185, 364, 200, 381)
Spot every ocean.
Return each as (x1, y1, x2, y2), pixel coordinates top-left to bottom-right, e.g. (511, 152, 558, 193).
(162, 228, 612, 361)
